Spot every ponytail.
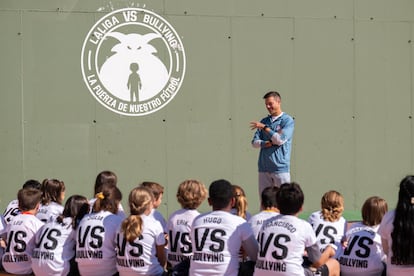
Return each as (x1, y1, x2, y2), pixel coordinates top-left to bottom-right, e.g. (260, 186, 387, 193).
(121, 187, 153, 242)
(92, 184, 122, 214)
(122, 215, 144, 242)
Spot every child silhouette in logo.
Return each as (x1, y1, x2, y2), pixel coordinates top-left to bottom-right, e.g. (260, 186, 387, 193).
(127, 62, 141, 102)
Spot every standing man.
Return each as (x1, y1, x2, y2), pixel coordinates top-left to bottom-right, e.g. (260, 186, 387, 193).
(250, 91, 295, 197)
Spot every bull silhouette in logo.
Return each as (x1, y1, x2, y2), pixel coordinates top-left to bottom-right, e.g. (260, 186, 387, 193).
(99, 32, 169, 101)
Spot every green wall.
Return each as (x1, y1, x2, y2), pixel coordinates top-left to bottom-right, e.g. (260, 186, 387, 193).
(1, 0, 414, 221)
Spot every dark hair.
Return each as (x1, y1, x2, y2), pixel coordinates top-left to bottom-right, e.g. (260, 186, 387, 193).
(361, 196, 388, 227)
(209, 179, 233, 209)
(263, 91, 281, 100)
(276, 182, 304, 215)
(391, 175, 414, 265)
(18, 188, 42, 211)
(57, 195, 89, 229)
(22, 179, 41, 190)
(41, 179, 65, 205)
(94, 170, 117, 195)
(92, 183, 122, 214)
(261, 186, 279, 209)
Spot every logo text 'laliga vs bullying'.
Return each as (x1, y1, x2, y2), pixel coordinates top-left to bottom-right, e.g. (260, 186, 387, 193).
(81, 8, 186, 116)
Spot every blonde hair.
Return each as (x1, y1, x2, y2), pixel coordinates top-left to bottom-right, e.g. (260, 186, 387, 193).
(233, 185, 248, 219)
(321, 190, 344, 222)
(176, 179, 208, 209)
(121, 187, 153, 242)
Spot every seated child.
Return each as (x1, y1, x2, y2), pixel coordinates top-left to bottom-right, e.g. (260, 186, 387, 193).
(167, 179, 207, 269)
(254, 182, 339, 276)
(89, 170, 125, 218)
(76, 184, 123, 276)
(336, 196, 388, 276)
(140, 181, 167, 232)
(3, 179, 41, 224)
(248, 186, 279, 239)
(190, 179, 258, 276)
(36, 178, 65, 223)
(2, 188, 44, 275)
(32, 195, 90, 276)
(308, 190, 347, 253)
(231, 185, 252, 221)
(116, 187, 166, 275)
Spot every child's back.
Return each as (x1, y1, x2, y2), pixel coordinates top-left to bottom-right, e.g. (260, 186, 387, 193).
(255, 182, 340, 276)
(167, 179, 207, 268)
(76, 185, 123, 276)
(337, 196, 388, 276)
(248, 186, 280, 239)
(337, 222, 384, 276)
(2, 188, 44, 275)
(116, 187, 166, 276)
(31, 195, 89, 276)
(308, 190, 347, 252)
(36, 179, 65, 223)
(3, 179, 41, 224)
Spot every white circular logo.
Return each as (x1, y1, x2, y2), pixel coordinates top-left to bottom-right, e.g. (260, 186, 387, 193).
(81, 8, 186, 116)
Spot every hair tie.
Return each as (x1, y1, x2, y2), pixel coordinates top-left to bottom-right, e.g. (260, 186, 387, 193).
(96, 192, 105, 200)
(411, 197, 414, 205)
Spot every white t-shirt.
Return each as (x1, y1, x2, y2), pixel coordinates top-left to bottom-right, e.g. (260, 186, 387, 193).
(378, 210, 414, 275)
(248, 210, 279, 240)
(3, 199, 20, 224)
(190, 210, 255, 276)
(76, 210, 123, 276)
(116, 215, 166, 276)
(336, 222, 385, 276)
(2, 213, 44, 275)
(31, 217, 76, 276)
(307, 210, 346, 252)
(167, 208, 200, 267)
(36, 202, 64, 223)
(150, 209, 167, 233)
(254, 214, 316, 276)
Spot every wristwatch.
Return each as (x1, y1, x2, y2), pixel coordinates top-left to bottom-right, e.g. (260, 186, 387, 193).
(263, 125, 269, 131)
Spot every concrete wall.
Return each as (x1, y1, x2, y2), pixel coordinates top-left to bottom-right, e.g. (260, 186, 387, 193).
(1, 0, 414, 220)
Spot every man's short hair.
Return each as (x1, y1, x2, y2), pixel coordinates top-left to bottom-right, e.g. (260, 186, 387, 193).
(209, 179, 233, 209)
(263, 91, 281, 100)
(276, 182, 304, 215)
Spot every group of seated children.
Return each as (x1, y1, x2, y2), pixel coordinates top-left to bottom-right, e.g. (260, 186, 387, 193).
(1, 173, 414, 276)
